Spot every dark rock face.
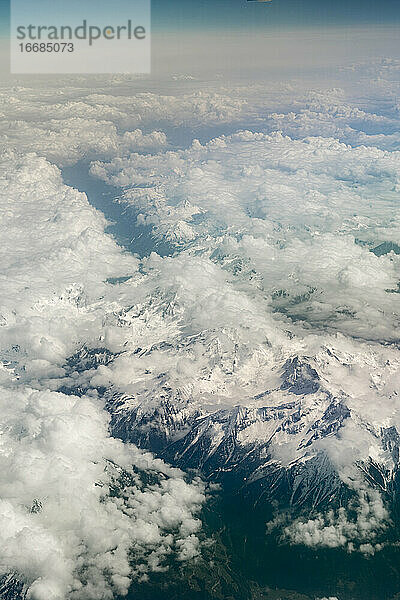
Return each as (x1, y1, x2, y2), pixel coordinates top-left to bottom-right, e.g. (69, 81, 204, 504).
(107, 394, 198, 454)
(0, 576, 26, 600)
(382, 426, 400, 464)
(158, 399, 349, 509)
(371, 241, 400, 256)
(305, 399, 351, 446)
(65, 346, 116, 373)
(280, 357, 320, 395)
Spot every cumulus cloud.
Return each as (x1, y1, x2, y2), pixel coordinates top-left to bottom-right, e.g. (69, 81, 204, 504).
(90, 130, 400, 342)
(0, 152, 206, 598)
(0, 85, 252, 166)
(284, 478, 389, 554)
(0, 150, 138, 379)
(0, 120, 167, 166)
(0, 386, 205, 600)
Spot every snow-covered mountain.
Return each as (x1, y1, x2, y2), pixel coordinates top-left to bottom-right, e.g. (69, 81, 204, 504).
(58, 330, 400, 556)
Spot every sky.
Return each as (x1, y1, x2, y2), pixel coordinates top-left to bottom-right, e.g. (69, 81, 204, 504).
(1, 0, 400, 39)
(0, 0, 399, 78)
(151, 0, 400, 31)
(1, 0, 400, 77)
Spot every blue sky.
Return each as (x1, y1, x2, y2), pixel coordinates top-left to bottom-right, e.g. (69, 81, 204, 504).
(1, 0, 400, 38)
(0, 0, 8, 37)
(152, 0, 400, 31)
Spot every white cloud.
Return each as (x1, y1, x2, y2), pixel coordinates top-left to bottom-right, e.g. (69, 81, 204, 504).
(0, 385, 205, 599)
(0, 85, 252, 166)
(0, 152, 206, 598)
(284, 478, 389, 554)
(90, 130, 400, 342)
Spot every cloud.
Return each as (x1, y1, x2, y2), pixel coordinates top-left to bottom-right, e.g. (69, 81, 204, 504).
(0, 152, 206, 598)
(0, 385, 206, 599)
(90, 130, 400, 343)
(0, 120, 167, 167)
(0, 86, 251, 166)
(283, 477, 389, 554)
